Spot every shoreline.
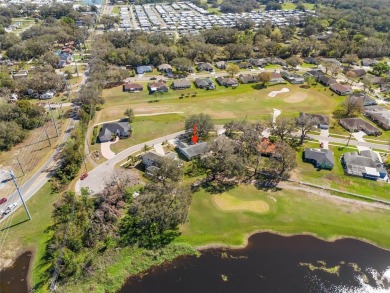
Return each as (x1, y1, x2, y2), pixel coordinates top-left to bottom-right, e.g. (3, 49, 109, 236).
(194, 229, 390, 253)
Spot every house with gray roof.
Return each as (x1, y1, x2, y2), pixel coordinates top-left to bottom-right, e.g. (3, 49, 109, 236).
(172, 79, 191, 90)
(136, 65, 153, 74)
(330, 83, 352, 95)
(194, 78, 216, 89)
(176, 141, 208, 160)
(342, 150, 387, 180)
(318, 75, 337, 86)
(349, 92, 377, 106)
(98, 122, 131, 143)
(197, 62, 214, 72)
(339, 118, 381, 136)
(304, 69, 323, 79)
(364, 106, 390, 130)
(239, 74, 260, 84)
(300, 113, 329, 129)
(157, 64, 173, 73)
(304, 148, 334, 170)
(215, 61, 227, 69)
(281, 71, 304, 84)
(216, 76, 239, 87)
(141, 151, 178, 175)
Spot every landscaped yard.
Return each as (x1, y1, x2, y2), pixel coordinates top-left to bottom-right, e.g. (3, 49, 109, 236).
(296, 143, 390, 201)
(177, 184, 390, 249)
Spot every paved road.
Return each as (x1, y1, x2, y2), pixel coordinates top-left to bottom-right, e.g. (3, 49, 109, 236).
(0, 107, 78, 222)
(76, 131, 185, 193)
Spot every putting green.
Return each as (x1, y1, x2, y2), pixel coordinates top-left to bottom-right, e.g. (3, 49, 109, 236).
(213, 193, 269, 213)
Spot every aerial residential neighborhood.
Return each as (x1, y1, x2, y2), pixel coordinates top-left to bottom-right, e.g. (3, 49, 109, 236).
(0, 0, 390, 292)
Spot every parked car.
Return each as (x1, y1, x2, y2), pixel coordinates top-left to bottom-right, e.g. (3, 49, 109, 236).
(0, 198, 7, 204)
(7, 203, 17, 210)
(80, 173, 88, 180)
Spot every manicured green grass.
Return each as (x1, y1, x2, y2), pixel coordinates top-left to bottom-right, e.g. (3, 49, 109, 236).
(296, 144, 390, 200)
(282, 3, 316, 10)
(177, 184, 390, 249)
(0, 183, 59, 293)
(112, 6, 120, 14)
(100, 82, 342, 124)
(110, 114, 185, 153)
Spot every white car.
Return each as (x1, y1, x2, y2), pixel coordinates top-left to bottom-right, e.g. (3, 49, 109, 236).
(8, 203, 17, 210)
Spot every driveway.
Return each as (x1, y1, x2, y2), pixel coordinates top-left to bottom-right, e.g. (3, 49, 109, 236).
(352, 131, 370, 151)
(100, 137, 119, 159)
(319, 129, 329, 149)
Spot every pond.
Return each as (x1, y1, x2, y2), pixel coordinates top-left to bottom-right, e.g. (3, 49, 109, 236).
(0, 251, 31, 293)
(119, 233, 390, 293)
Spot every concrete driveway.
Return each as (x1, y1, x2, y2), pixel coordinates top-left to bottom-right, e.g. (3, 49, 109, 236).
(100, 137, 119, 159)
(352, 131, 370, 151)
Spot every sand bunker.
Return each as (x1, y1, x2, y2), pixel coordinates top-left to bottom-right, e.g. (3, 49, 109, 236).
(268, 88, 290, 97)
(284, 92, 307, 103)
(213, 193, 269, 213)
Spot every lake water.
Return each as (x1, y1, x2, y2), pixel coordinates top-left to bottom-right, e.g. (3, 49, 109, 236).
(119, 233, 390, 293)
(0, 251, 31, 293)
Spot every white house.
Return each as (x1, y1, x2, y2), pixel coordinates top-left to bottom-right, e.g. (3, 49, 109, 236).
(40, 91, 55, 100)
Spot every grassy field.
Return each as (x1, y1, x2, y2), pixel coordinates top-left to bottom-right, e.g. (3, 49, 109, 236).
(296, 143, 390, 200)
(0, 183, 58, 291)
(100, 83, 342, 123)
(177, 184, 390, 249)
(281, 3, 316, 10)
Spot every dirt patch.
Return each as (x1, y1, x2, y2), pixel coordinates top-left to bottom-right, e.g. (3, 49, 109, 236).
(213, 193, 269, 213)
(284, 92, 307, 103)
(202, 109, 237, 119)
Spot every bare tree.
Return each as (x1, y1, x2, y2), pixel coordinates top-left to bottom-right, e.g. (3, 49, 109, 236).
(295, 114, 319, 145)
(270, 117, 296, 142)
(335, 96, 364, 118)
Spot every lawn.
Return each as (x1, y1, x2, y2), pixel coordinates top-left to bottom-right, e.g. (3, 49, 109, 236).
(0, 183, 59, 292)
(177, 184, 390, 249)
(296, 143, 390, 201)
(109, 114, 185, 153)
(99, 82, 342, 124)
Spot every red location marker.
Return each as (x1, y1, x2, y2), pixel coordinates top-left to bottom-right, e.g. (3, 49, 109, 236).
(192, 124, 198, 144)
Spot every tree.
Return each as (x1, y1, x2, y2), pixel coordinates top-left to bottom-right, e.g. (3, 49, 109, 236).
(362, 76, 372, 92)
(346, 71, 357, 85)
(0, 121, 26, 150)
(270, 117, 295, 142)
(266, 141, 297, 179)
(295, 114, 319, 145)
(286, 55, 303, 69)
(226, 63, 240, 77)
(304, 75, 316, 88)
(329, 63, 342, 77)
(149, 157, 183, 186)
(342, 54, 359, 67)
(335, 96, 364, 118)
(184, 113, 214, 141)
(372, 62, 390, 76)
(258, 72, 271, 87)
(200, 136, 246, 183)
(124, 108, 134, 123)
(171, 57, 193, 72)
(296, 2, 306, 11)
(265, 2, 282, 10)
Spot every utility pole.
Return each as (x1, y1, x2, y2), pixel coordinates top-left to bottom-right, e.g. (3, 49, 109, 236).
(10, 170, 32, 220)
(44, 126, 51, 147)
(15, 157, 25, 176)
(49, 108, 59, 137)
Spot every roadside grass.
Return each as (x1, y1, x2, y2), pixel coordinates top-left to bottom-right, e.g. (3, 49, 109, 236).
(100, 82, 342, 123)
(112, 6, 120, 14)
(177, 184, 390, 249)
(296, 144, 390, 200)
(0, 183, 58, 292)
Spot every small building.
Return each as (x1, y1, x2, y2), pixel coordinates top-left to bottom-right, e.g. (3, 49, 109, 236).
(269, 72, 285, 84)
(304, 148, 334, 170)
(318, 75, 337, 86)
(349, 93, 377, 106)
(216, 77, 239, 87)
(172, 79, 191, 90)
(303, 69, 323, 79)
(148, 80, 169, 93)
(237, 62, 253, 69)
(123, 82, 143, 92)
(330, 83, 352, 95)
(249, 58, 268, 68)
(300, 113, 329, 129)
(197, 62, 214, 72)
(364, 106, 390, 130)
(346, 68, 366, 78)
(342, 150, 387, 180)
(257, 137, 276, 157)
(339, 118, 381, 136)
(215, 61, 227, 69)
(239, 74, 260, 84)
(40, 91, 55, 100)
(98, 122, 131, 143)
(136, 65, 153, 74)
(194, 78, 216, 90)
(157, 64, 172, 73)
(281, 71, 304, 84)
(176, 141, 208, 160)
(12, 70, 28, 80)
